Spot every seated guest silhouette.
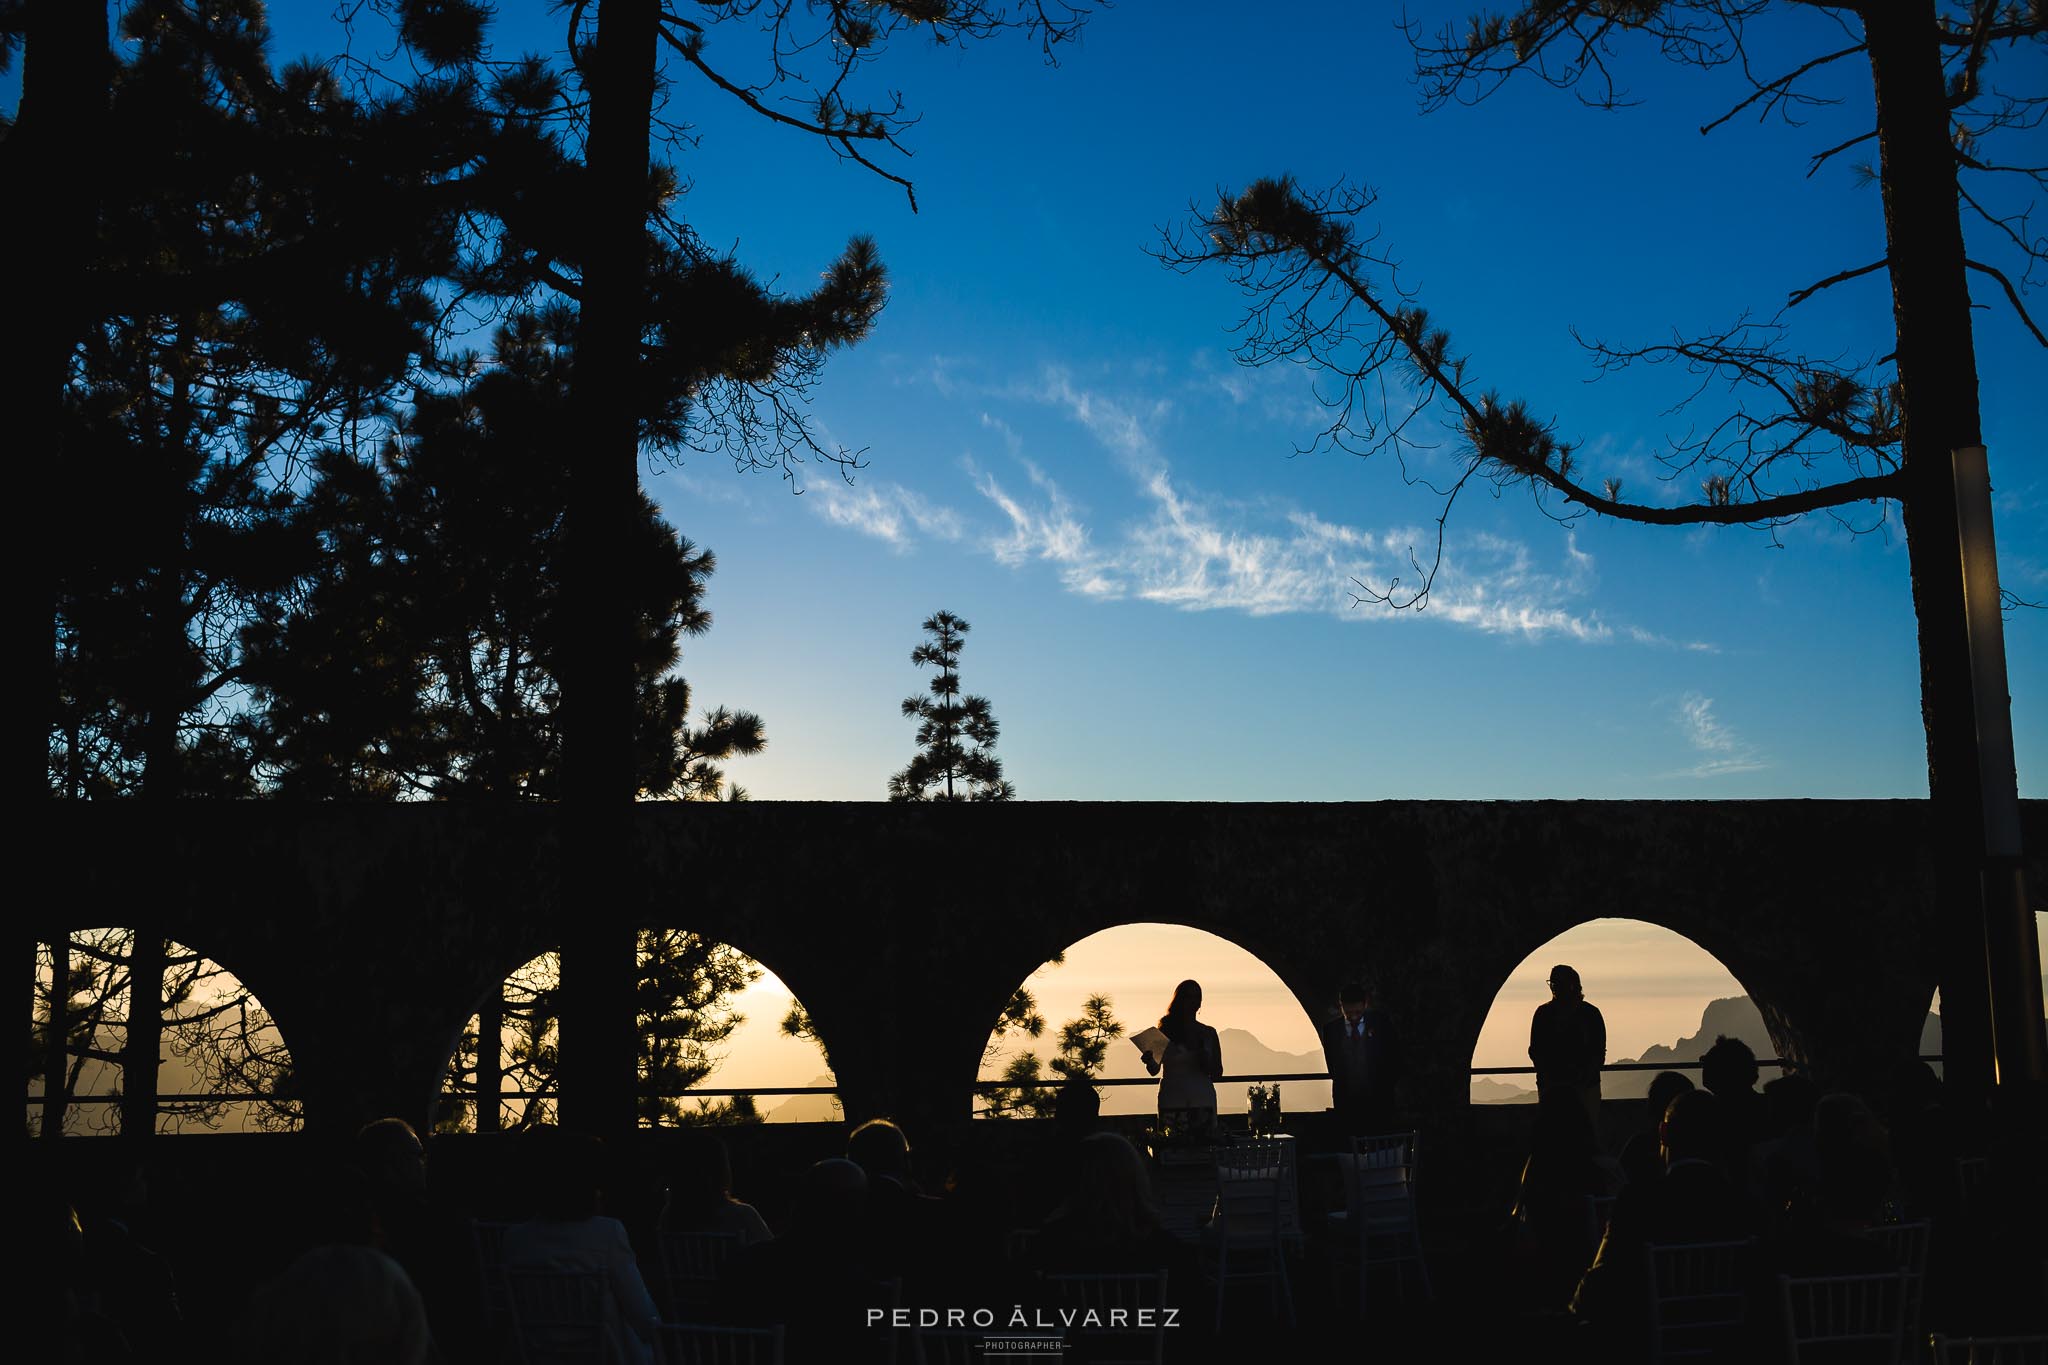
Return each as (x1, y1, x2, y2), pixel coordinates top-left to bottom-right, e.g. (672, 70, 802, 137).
(1766, 1093, 1896, 1279)
(1034, 1133, 1196, 1287)
(500, 1130, 660, 1365)
(1700, 1035, 1769, 1192)
(1618, 1071, 1695, 1192)
(234, 1244, 432, 1365)
(660, 1130, 772, 1246)
(846, 1118, 947, 1286)
(730, 1158, 890, 1364)
(1573, 1089, 1745, 1341)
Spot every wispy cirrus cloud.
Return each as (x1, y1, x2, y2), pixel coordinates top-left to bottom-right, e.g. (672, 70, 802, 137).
(1667, 692, 1768, 778)
(806, 479, 965, 550)
(969, 458, 1109, 594)
(812, 361, 1721, 647)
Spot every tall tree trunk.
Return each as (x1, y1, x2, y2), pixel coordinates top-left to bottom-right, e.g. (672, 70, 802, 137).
(120, 930, 165, 1141)
(6, 0, 110, 800)
(558, 0, 660, 1140)
(477, 996, 504, 1133)
(141, 317, 194, 800)
(40, 936, 71, 1139)
(1868, 1, 2045, 1103)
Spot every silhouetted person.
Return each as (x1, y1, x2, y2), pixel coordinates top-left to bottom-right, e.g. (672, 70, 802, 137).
(1320, 981, 1401, 1137)
(1750, 1072, 1819, 1229)
(1619, 1070, 1696, 1190)
(234, 1244, 432, 1365)
(1766, 1093, 1895, 1281)
(1052, 1074, 1103, 1141)
(659, 1130, 771, 1245)
(500, 1129, 659, 1365)
(27, 1168, 131, 1363)
(353, 1117, 467, 1357)
(1877, 1059, 1953, 1222)
(1034, 1133, 1195, 1283)
(1142, 979, 1222, 1137)
(1574, 1089, 1745, 1349)
(1530, 964, 1606, 1142)
(73, 1159, 182, 1360)
(1515, 1080, 1611, 1305)
(730, 1158, 886, 1363)
(1699, 1035, 1769, 1179)
(846, 1118, 946, 1286)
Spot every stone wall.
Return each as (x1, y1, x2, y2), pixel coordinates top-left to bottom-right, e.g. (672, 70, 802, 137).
(37, 800, 2048, 1134)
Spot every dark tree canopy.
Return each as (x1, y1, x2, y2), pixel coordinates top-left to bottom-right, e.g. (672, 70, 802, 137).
(242, 311, 766, 800)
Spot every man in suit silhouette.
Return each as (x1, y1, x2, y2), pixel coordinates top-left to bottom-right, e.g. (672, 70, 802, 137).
(1321, 982, 1400, 1138)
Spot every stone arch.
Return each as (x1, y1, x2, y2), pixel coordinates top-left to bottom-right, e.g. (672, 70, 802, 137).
(1464, 917, 1789, 1105)
(970, 919, 1332, 1118)
(29, 925, 304, 1135)
(434, 923, 845, 1131)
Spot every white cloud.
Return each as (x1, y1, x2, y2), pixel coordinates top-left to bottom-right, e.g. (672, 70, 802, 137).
(1038, 368, 1170, 470)
(1625, 625, 1720, 654)
(969, 459, 1112, 595)
(1667, 692, 1768, 778)
(819, 363, 1722, 648)
(979, 412, 1025, 458)
(807, 479, 965, 550)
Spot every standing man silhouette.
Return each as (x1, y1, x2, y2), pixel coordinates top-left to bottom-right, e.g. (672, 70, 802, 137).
(1530, 964, 1606, 1143)
(1321, 982, 1399, 1138)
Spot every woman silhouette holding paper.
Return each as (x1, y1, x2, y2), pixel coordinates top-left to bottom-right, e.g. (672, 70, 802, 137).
(1135, 979, 1223, 1134)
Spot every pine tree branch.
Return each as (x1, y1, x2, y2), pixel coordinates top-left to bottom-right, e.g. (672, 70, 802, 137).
(1786, 257, 1889, 308)
(1700, 42, 1865, 135)
(1809, 128, 1877, 178)
(1965, 258, 2048, 346)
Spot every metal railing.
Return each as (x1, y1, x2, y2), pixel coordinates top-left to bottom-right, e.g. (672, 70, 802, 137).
(36, 1056, 1947, 1108)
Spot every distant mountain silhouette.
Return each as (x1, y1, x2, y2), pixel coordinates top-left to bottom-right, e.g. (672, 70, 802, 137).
(964, 1026, 1334, 1119)
(1606, 997, 1944, 1100)
(762, 1075, 843, 1124)
(1473, 995, 1945, 1104)
(1470, 1077, 1538, 1104)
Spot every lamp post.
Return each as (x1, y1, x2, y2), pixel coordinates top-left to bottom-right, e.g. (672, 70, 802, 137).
(1952, 444, 2048, 1087)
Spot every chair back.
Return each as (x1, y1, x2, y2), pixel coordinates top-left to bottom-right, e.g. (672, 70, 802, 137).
(1778, 1271, 1906, 1365)
(658, 1230, 743, 1321)
(1342, 1131, 1417, 1213)
(1003, 1228, 1039, 1266)
(472, 1219, 514, 1338)
(660, 1321, 785, 1365)
(1045, 1272, 1168, 1365)
(1213, 1141, 1287, 1248)
(1929, 1335, 2048, 1365)
(1645, 1238, 1754, 1362)
(1863, 1221, 1931, 1345)
(505, 1268, 610, 1365)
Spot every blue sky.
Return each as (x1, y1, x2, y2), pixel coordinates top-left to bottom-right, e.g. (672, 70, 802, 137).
(602, 0, 2048, 801)
(33, 3, 2048, 801)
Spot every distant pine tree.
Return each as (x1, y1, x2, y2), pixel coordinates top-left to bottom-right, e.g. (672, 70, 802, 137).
(888, 610, 1014, 802)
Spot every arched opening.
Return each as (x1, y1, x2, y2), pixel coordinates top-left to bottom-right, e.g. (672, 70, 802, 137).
(975, 923, 1324, 1119)
(436, 931, 838, 1131)
(28, 927, 303, 1135)
(1470, 919, 1766, 1105)
(1919, 911, 2048, 1078)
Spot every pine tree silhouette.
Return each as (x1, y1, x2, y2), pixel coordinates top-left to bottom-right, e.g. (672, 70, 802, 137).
(888, 610, 1014, 802)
